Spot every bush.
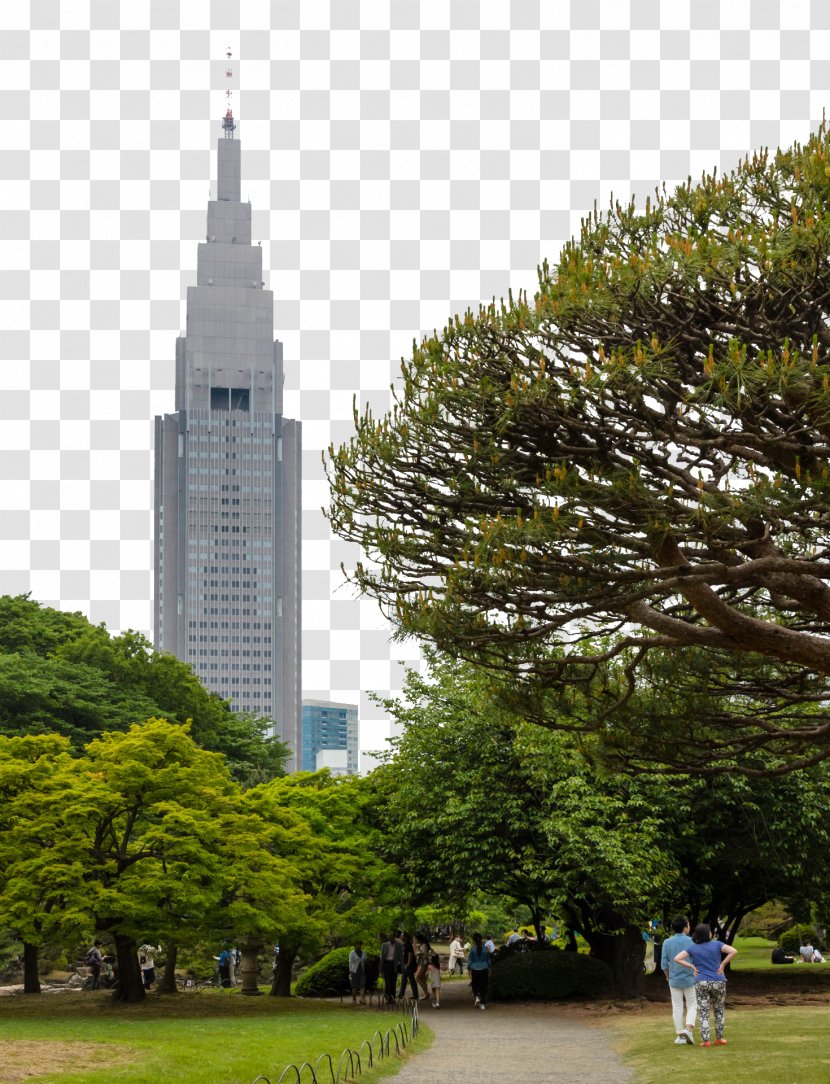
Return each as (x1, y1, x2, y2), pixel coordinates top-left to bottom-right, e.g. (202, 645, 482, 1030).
(741, 901, 793, 940)
(490, 945, 613, 1001)
(779, 925, 823, 954)
(295, 947, 379, 998)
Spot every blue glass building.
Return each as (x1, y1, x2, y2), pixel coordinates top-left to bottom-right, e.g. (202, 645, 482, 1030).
(301, 700, 359, 774)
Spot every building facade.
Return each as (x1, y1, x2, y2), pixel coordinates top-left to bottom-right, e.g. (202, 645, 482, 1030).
(154, 114, 302, 768)
(301, 700, 359, 775)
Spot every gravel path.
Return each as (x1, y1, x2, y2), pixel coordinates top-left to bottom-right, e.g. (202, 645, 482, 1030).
(391, 981, 634, 1083)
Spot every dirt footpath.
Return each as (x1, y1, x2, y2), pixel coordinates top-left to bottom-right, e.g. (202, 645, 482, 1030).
(392, 981, 633, 1083)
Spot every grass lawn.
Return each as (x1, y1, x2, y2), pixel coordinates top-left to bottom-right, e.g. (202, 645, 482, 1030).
(0, 989, 430, 1084)
(616, 1005, 830, 1084)
(730, 935, 784, 970)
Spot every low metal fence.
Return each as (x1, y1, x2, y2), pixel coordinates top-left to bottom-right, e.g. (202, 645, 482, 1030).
(251, 999, 420, 1084)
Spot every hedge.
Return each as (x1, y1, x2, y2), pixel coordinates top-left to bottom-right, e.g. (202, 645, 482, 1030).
(778, 925, 823, 954)
(295, 947, 380, 998)
(489, 946, 613, 1001)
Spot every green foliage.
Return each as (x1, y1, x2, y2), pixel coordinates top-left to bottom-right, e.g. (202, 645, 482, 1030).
(0, 721, 311, 956)
(368, 650, 830, 992)
(489, 947, 613, 1001)
(327, 122, 830, 770)
(740, 901, 794, 940)
(246, 771, 394, 964)
(294, 947, 379, 997)
(778, 925, 822, 953)
(0, 594, 288, 784)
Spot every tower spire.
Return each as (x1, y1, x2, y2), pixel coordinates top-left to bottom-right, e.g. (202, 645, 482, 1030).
(223, 45, 235, 138)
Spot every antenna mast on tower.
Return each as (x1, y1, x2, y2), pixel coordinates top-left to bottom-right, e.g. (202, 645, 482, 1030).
(223, 45, 236, 138)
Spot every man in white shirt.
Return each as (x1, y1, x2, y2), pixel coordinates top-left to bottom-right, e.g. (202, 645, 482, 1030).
(447, 935, 465, 974)
(138, 944, 160, 990)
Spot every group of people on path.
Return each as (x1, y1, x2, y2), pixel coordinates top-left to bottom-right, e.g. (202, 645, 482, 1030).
(660, 916, 737, 1047)
(350, 930, 495, 1011)
(362, 931, 443, 1007)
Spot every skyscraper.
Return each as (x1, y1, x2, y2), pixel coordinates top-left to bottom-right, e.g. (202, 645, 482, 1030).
(154, 109, 302, 768)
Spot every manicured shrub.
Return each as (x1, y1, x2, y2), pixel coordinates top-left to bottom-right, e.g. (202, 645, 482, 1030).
(779, 925, 823, 954)
(295, 947, 379, 998)
(489, 945, 613, 1001)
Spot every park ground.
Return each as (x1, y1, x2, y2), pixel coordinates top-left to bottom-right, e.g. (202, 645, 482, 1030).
(2, 938, 830, 1083)
(0, 990, 428, 1084)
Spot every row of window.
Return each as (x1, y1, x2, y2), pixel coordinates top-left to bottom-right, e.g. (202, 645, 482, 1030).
(188, 620, 273, 630)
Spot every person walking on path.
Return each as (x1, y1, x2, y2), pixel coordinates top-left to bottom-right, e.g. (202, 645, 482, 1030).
(428, 950, 442, 1007)
(660, 915, 696, 1045)
(674, 924, 737, 1046)
(380, 931, 403, 1003)
(414, 932, 431, 1001)
(398, 932, 419, 1000)
(349, 940, 367, 1005)
(447, 934, 465, 975)
(467, 932, 492, 1010)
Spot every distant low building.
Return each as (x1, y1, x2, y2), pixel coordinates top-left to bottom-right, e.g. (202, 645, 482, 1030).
(301, 700, 359, 775)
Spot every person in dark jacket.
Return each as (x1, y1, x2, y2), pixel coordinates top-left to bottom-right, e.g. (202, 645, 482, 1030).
(380, 931, 403, 1003)
(397, 932, 419, 999)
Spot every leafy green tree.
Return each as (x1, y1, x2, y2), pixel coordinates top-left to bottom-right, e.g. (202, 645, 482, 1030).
(327, 124, 830, 767)
(245, 771, 394, 996)
(0, 733, 74, 992)
(371, 652, 830, 996)
(370, 656, 674, 997)
(0, 720, 308, 1001)
(0, 595, 288, 782)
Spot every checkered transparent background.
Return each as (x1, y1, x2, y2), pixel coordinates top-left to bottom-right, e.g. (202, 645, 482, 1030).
(0, 0, 827, 759)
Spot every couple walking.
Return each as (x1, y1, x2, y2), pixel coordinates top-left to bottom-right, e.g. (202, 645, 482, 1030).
(661, 916, 738, 1047)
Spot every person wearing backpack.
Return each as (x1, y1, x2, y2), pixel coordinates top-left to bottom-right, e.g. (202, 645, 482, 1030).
(86, 941, 104, 990)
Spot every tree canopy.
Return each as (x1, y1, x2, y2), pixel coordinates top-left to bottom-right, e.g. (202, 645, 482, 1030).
(328, 123, 830, 769)
(0, 595, 289, 783)
(370, 652, 830, 995)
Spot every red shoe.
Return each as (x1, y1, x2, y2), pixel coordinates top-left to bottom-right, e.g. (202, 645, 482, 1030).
(715, 1038, 728, 1046)
(700, 1041, 711, 1047)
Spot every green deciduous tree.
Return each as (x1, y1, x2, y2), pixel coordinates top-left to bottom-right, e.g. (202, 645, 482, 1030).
(246, 771, 394, 996)
(370, 653, 830, 997)
(0, 720, 308, 1001)
(370, 656, 672, 997)
(328, 124, 830, 769)
(0, 595, 288, 782)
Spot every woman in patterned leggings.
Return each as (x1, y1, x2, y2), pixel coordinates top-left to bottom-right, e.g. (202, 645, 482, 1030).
(674, 924, 738, 1046)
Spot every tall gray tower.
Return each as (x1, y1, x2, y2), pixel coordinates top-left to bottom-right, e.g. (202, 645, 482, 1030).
(154, 110, 302, 769)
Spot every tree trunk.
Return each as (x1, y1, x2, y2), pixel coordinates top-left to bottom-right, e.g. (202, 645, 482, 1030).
(111, 933, 145, 1003)
(22, 941, 41, 994)
(530, 906, 544, 941)
(584, 925, 645, 1000)
(269, 941, 298, 997)
(156, 942, 178, 994)
(239, 938, 264, 996)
